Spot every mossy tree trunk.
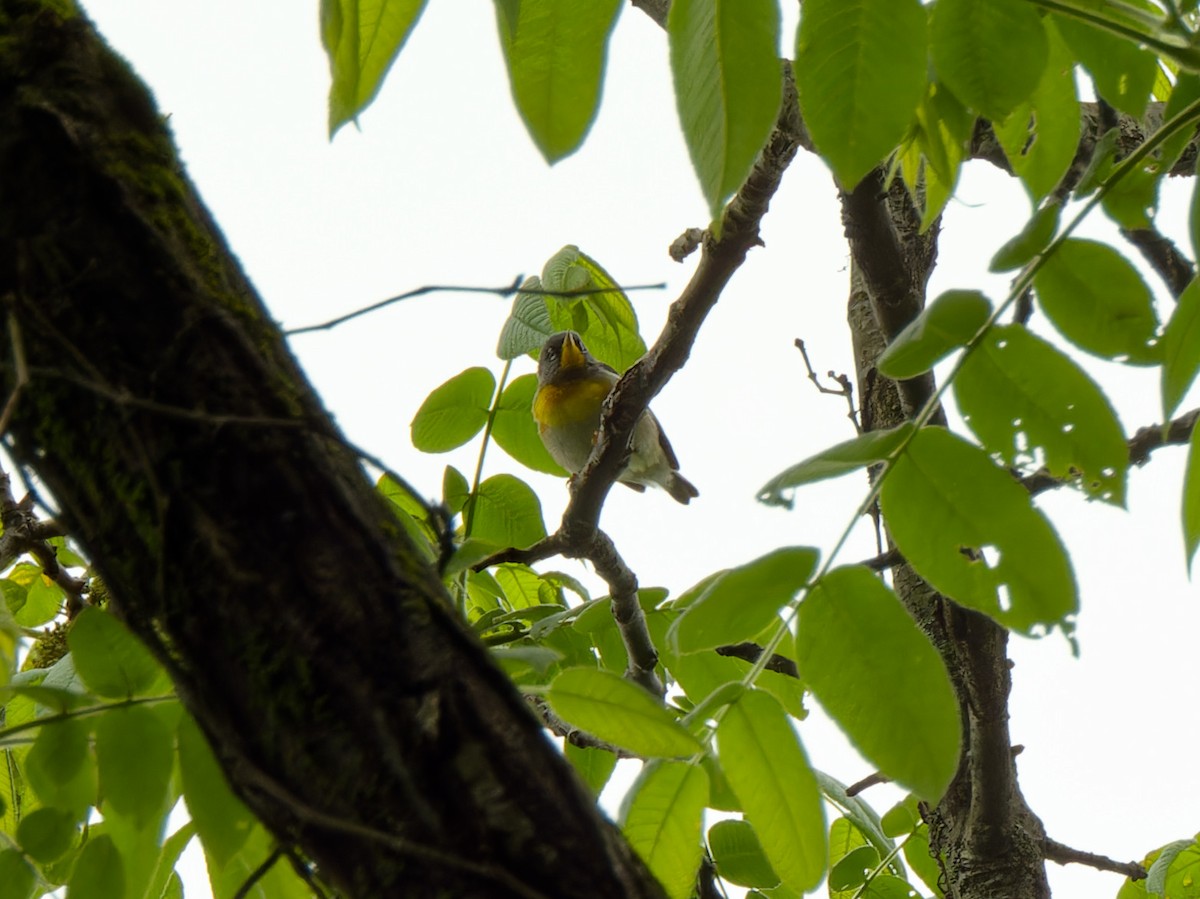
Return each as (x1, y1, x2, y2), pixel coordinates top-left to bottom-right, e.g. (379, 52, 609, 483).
(0, 5, 664, 897)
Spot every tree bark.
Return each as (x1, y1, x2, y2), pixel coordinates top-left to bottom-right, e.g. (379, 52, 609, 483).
(843, 173, 1053, 897)
(0, 5, 664, 897)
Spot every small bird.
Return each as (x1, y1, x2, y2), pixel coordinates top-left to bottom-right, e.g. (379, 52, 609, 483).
(533, 331, 699, 504)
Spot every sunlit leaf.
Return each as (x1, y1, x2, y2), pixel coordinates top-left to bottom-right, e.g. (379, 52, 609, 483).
(540, 246, 646, 371)
(322, 0, 429, 135)
(620, 760, 708, 899)
(880, 427, 1078, 632)
(468, 474, 547, 549)
(410, 367, 496, 453)
(795, 0, 927, 189)
(494, 0, 624, 162)
(717, 690, 825, 892)
(564, 743, 617, 796)
(497, 281, 556, 360)
(669, 0, 782, 224)
(179, 714, 254, 868)
(669, 547, 817, 653)
(798, 567, 960, 800)
(546, 667, 702, 757)
(708, 818, 780, 889)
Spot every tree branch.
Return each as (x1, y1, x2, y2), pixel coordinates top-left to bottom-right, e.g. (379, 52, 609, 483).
(1043, 837, 1147, 880)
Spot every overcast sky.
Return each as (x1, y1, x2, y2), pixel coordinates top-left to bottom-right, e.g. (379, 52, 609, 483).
(77, 3, 1200, 897)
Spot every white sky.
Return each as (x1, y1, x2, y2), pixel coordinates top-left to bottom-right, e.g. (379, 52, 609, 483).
(75, 2, 1200, 898)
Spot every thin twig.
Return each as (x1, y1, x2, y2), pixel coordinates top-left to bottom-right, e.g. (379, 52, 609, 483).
(714, 642, 800, 679)
(284, 279, 666, 336)
(231, 847, 285, 899)
(1044, 838, 1147, 880)
(795, 338, 859, 431)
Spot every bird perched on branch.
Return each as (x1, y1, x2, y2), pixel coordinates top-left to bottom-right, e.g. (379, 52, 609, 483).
(533, 331, 699, 504)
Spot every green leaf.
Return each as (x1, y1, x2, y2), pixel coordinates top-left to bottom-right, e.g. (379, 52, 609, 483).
(955, 324, 1128, 505)
(322, 0, 429, 136)
(989, 199, 1062, 272)
(877, 290, 992, 379)
(491, 373, 568, 475)
(1184, 423, 1200, 575)
(619, 760, 708, 899)
(497, 281, 555, 360)
(1102, 165, 1162, 230)
(1164, 278, 1200, 418)
(903, 79, 973, 230)
(668, 547, 818, 653)
(494, 0, 624, 162)
(798, 567, 960, 800)
(0, 849, 35, 899)
(717, 690, 825, 892)
(178, 714, 254, 868)
(669, 0, 783, 224)
(546, 667, 701, 758)
(795, 0, 927, 190)
(145, 823, 198, 899)
(442, 465, 470, 516)
(829, 844, 880, 891)
(931, 0, 1047, 120)
(708, 819, 780, 889)
(68, 608, 163, 699)
(67, 834, 124, 899)
(468, 474, 547, 549)
(8, 565, 63, 628)
(540, 246, 646, 371)
(95, 705, 173, 827)
(26, 716, 97, 816)
(902, 823, 945, 897)
(992, 20, 1079, 201)
(880, 427, 1078, 632)
(16, 806, 78, 863)
(1160, 74, 1200, 172)
(1053, 6, 1156, 117)
(410, 367, 496, 453)
(564, 743, 617, 796)
(756, 423, 915, 506)
(1033, 238, 1160, 364)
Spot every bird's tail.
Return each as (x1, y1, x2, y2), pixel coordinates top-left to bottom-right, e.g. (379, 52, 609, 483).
(666, 472, 699, 505)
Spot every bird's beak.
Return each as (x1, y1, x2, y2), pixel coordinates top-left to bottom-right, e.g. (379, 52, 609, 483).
(559, 333, 586, 370)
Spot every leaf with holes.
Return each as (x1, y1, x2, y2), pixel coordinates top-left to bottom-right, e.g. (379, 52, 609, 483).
(956, 324, 1128, 505)
(880, 427, 1077, 633)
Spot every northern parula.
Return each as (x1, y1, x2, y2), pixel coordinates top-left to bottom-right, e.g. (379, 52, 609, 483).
(533, 331, 699, 504)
